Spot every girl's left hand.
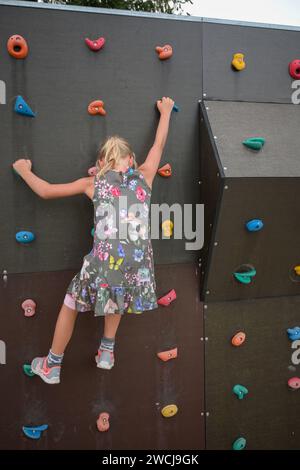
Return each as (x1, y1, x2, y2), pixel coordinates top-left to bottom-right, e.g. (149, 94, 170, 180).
(12, 159, 32, 176)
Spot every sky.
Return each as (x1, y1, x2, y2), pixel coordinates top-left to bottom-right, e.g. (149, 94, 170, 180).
(181, 0, 300, 27)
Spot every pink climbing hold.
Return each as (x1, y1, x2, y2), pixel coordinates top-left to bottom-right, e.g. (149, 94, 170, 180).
(157, 289, 177, 306)
(288, 377, 300, 390)
(96, 412, 110, 432)
(88, 166, 98, 176)
(85, 37, 105, 51)
(22, 299, 36, 317)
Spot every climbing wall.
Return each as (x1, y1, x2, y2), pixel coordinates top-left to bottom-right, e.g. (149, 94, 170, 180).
(0, 2, 204, 450)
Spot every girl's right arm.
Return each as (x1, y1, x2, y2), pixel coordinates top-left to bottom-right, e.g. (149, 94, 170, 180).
(12, 159, 94, 200)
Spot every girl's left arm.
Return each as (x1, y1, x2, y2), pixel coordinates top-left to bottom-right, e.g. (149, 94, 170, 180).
(12, 159, 93, 199)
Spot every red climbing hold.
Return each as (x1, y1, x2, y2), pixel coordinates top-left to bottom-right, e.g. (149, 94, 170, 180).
(157, 347, 178, 362)
(22, 299, 36, 317)
(289, 60, 300, 80)
(231, 331, 246, 347)
(88, 100, 106, 116)
(85, 37, 105, 51)
(96, 412, 110, 432)
(155, 44, 173, 60)
(88, 166, 98, 176)
(158, 163, 172, 177)
(157, 289, 177, 306)
(7, 35, 29, 59)
(288, 377, 300, 390)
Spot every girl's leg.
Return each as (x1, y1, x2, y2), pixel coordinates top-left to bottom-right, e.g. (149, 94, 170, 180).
(96, 313, 122, 370)
(51, 302, 78, 355)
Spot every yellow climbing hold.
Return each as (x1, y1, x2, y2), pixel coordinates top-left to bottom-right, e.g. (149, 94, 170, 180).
(294, 266, 300, 276)
(161, 404, 178, 418)
(231, 53, 246, 71)
(162, 220, 174, 237)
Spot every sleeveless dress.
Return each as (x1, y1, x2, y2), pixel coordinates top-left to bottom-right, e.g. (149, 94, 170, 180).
(66, 167, 158, 316)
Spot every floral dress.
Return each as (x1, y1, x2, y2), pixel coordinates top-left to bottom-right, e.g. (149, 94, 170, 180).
(66, 168, 158, 316)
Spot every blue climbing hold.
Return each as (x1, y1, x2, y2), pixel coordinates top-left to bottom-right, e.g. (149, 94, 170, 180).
(232, 437, 246, 450)
(15, 231, 35, 244)
(172, 103, 179, 112)
(233, 268, 256, 284)
(245, 219, 264, 232)
(287, 327, 300, 341)
(14, 95, 36, 117)
(233, 384, 248, 400)
(22, 424, 48, 440)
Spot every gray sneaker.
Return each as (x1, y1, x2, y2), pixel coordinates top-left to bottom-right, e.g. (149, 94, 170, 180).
(31, 357, 61, 384)
(95, 349, 115, 370)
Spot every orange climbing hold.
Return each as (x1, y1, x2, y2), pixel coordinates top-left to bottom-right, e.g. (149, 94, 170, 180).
(22, 299, 36, 318)
(88, 100, 106, 116)
(231, 331, 246, 347)
(158, 163, 172, 177)
(155, 44, 173, 60)
(96, 412, 110, 432)
(157, 347, 178, 362)
(7, 35, 28, 59)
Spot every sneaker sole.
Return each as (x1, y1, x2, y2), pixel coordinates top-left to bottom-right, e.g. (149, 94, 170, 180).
(31, 364, 60, 385)
(95, 356, 114, 370)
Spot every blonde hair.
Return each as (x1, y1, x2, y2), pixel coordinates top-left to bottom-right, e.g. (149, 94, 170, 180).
(96, 135, 137, 177)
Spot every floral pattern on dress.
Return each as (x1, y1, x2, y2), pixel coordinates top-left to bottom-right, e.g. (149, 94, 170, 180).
(66, 168, 157, 316)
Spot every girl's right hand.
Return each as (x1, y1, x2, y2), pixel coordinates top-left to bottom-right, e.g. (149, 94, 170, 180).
(12, 159, 32, 177)
(156, 97, 174, 115)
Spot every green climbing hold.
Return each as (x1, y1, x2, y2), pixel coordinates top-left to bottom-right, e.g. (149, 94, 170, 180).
(233, 384, 249, 400)
(243, 137, 265, 151)
(232, 437, 246, 450)
(233, 268, 256, 284)
(23, 364, 35, 377)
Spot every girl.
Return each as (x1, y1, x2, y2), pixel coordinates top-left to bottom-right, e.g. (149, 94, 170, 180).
(12, 97, 174, 384)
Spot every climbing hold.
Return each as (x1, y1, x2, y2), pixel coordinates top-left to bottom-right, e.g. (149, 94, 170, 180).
(231, 53, 246, 71)
(233, 384, 248, 400)
(157, 347, 178, 362)
(287, 327, 300, 341)
(232, 437, 246, 450)
(16, 231, 35, 244)
(288, 377, 300, 390)
(245, 219, 264, 232)
(88, 166, 97, 176)
(161, 404, 178, 418)
(7, 35, 29, 59)
(233, 267, 256, 284)
(88, 100, 106, 116)
(96, 412, 110, 432)
(158, 163, 172, 177)
(91, 228, 95, 237)
(162, 220, 173, 237)
(294, 266, 300, 276)
(172, 104, 179, 112)
(22, 299, 36, 317)
(22, 424, 48, 440)
(23, 364, 35, 377)
(289, 60, 300, 80)
(14, 95, 36, 118)
(85, 37, 105, 51)
(155, 44, 173, 60)
(157, 289, 177, 306)
(242, 137, 265, 151)
(21, 299, 36, 318)
(231, 331, 246, 347)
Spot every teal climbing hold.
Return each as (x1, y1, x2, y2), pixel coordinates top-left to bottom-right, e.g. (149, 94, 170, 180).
(172, 103, 179, 112)
(233, 268, 256, 284)
(91, 228, 95, 237)
(14, 95, 36, 117)
(233, 384, 248, 400)
(22, 424, 48, 440)
(232, 437, 246, 450)
(15, 231, 35, 244)
(23, 364, 35, 377)
(242, 137, 265, 151)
